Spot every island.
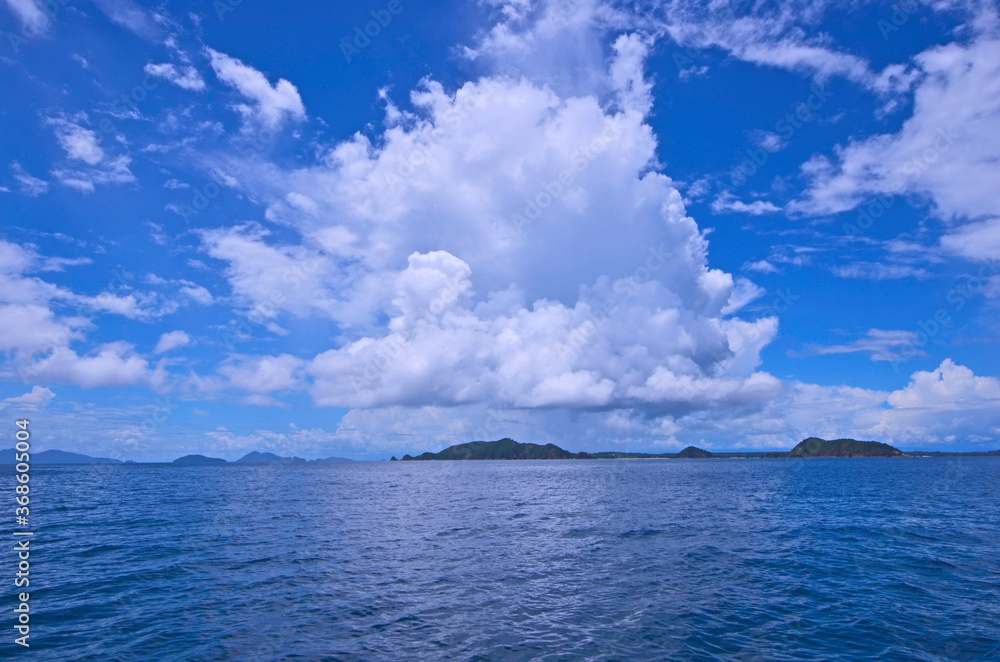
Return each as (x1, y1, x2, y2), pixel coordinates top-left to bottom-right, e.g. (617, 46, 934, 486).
(396, 437, 963, 460)
(0, 448, 122, 465)
(173, 454, 227, 466)
(235, 451, 307, 464)
(788, 437, 906, 458)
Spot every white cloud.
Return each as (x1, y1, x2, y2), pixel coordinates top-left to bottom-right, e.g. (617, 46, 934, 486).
(206, 48, 306, 131)
(657, 0, 879, 88)
(193, 43, 791, 420)
(154, 330, 191, 354)
(219, 354, 304, 394)
(44, 115, 136, 193)
(4, 0, 48, 34)
(306, 250, 781, 413)
(831, 262, 929, 280)
(941, 218, 1000, 262)
(888, 359, 1000, 408)
(751, 130, 787, 152)
(233, 358, 1000, 455)
(0, 386, 54, 411)
(199, 223, 333, 321)
(46, 115, 104, 165)
(144, 63, 206, 91)
(91, 0, 161, 40)
(0, 304, 78, 354)
(745, 259, 779, 274)
(793, 31, 1000, 262)
(801, 329, 925, 362)
(10, 162, 48, 196)
(179, 284, 213, 305)
(27, 344, 149, 388)
(711, 192, 782, 215)
(52, 155, 136, 193)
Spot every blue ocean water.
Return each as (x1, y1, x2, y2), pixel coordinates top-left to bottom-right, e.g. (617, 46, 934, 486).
(4, 457, 999, 661)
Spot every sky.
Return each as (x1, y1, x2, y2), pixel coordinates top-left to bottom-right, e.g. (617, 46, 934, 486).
(0, 0, 999, 460)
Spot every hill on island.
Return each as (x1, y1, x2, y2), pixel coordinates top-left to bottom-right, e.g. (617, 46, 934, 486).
(789, 437, 906, 458)
(398, 439, 718, 461)
(402, 438, 575, 460)
(173, 454, 227, 466)
(397, 437, 918, 461)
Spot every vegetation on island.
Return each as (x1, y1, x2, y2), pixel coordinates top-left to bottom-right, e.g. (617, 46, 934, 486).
(173, 454, 227, 466)
(397, 437, 950, 461)
(788, 437, 906, 458)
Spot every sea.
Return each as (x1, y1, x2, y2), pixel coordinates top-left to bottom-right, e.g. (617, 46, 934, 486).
(4, 457, 999, 661)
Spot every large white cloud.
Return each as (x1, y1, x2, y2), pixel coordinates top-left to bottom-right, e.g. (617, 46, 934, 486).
(196, 42, 785, 417)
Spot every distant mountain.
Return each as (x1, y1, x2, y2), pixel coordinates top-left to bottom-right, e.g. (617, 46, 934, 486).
(311, 456, 353, 462)
(173, 454, 227, 466)
(402, 438, 575, 460)
(0, 449, 121, 465)
(235, 451, 307, 463)
(789, 437, 906, 458)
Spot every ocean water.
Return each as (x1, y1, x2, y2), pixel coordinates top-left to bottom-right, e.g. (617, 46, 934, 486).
(4, 458, 1000, 661)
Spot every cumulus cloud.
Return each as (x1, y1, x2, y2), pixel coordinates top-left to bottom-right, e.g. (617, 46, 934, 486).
(214, 358, 1000, 456)
(888, 359, 1000, 408)
(218, 354, 304, 394)
(26, 344, 149, 388)
(144, 63, 206, 91)
(154, 330, 191, 354)
(190, 47, 792, 421)
(206, 48, 306, 131)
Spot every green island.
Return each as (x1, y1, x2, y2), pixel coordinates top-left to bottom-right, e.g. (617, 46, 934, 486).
(392, 437, 1000, 461)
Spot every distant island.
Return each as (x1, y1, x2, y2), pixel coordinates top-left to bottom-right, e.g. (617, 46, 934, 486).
(0, 449, 354, 465)
(2, 438, 997, 465)
(393, 437, 1000, 461)
(173, 454, 227, 466)
(235, 451, 307, 464)
(0, 448, 122, 465)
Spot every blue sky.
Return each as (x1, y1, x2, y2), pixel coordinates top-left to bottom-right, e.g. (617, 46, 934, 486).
(1, 0, 999, 460)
